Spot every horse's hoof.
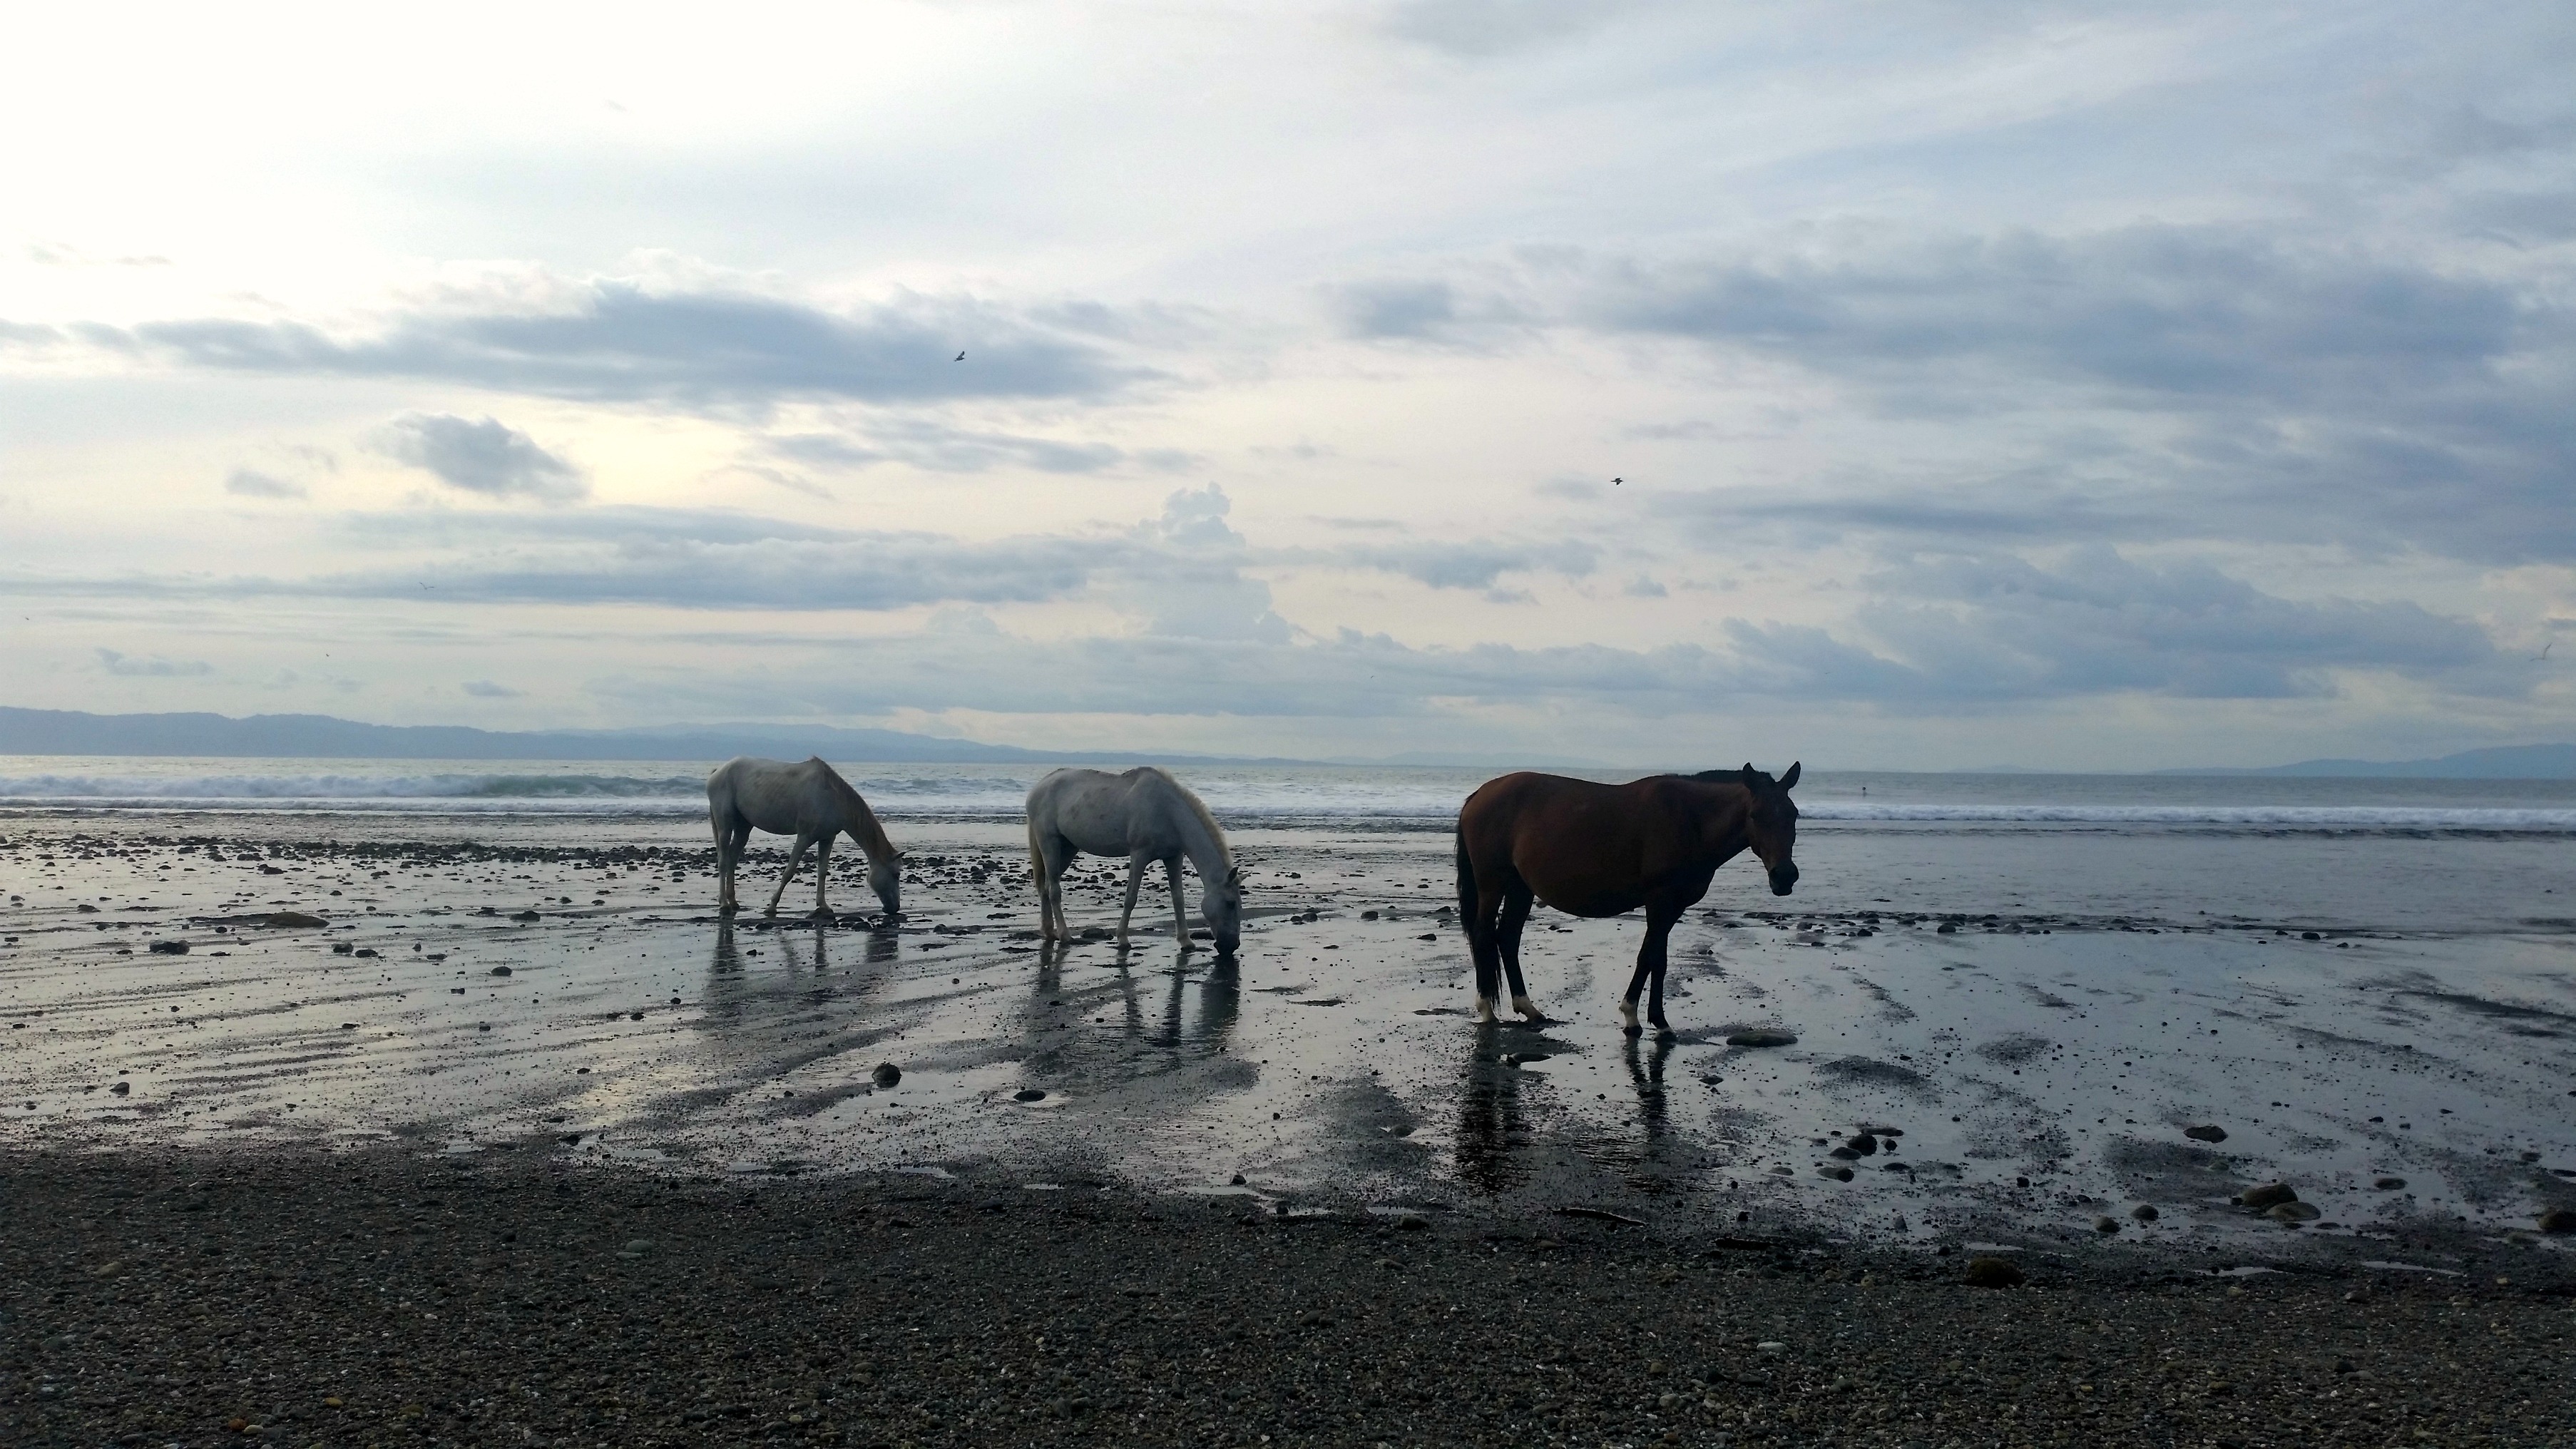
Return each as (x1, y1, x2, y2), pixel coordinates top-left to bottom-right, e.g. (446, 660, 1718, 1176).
(1471, 999, 1499, 1025)
(1622, 1023, 1644, 1039)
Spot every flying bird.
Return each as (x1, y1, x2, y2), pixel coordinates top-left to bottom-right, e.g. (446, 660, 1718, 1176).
(2536, 640, 2556, 662)
(1611, 476, 1623, 486)
(954, 352, 966, 362)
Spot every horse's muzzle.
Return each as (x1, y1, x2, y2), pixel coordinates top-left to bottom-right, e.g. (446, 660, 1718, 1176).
(1769, 865, 1799, 896)
(1215, 930, 1240, 956)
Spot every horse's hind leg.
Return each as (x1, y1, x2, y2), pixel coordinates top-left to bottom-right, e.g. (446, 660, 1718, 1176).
(1497, 885, 1543, 1021)
(1165, 857, 1189, 948)
(713, 812, 740, 913)
(809, 834, 834, 917)
(767, 831, 814, 918)
(1032, 832, 1074, 940)
(1468, 884, 1512, 1025)
(1117, 855, 1146, 941)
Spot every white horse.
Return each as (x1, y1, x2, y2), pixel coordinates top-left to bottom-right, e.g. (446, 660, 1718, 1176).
(707, 757, 904, 918)
(1026, 767, 1242, 953)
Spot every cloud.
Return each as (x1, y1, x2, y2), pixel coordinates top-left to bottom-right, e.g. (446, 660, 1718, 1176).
(1340, 221, 2576, 565)
(1316, 538, 1599, 590)
(16, 277, 1149, 411)
(1333, 280, 1460, 340)
(1805, 548, 2504, 702)
(460, 680, 524, 698)
(95, 647, 212, 677)
(770, 421, 1125, 476)
(1379, 0, 1655, 57)
(1586, 227, 2530, 411)
(370, 414, 587, 502)
(223, 469, 307, 499)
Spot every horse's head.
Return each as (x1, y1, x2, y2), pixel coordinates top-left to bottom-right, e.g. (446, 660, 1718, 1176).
(868, 850, 904, 921)
(1204, 864, 1244, 955)
(1737, 761, 1802, 895)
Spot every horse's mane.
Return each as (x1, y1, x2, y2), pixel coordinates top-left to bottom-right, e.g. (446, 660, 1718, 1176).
(1140, 766, 1232, 867)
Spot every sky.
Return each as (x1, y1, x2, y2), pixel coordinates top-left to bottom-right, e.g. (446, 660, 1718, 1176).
(2, 1, 2571, 769)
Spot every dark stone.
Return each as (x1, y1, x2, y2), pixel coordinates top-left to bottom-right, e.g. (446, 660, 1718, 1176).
(2092, 1215, 2120, 1234)
(148, 941, 188, 955)
(2184, 1125, 2227, 1143)
(2373, 1177, 2406, 1190)
(872, 1063, 902, 1089)
(2132, 1204, 2159, 1222)
(490, 966, 512, 977)
(2237, 1183, 2297, 1210)
(1725, 1029, 1797, 1048)
(1013, 1089, 1048, 1102)
(2538, 1208, 2576, 1234)
(1963, 1256, 2023, 1288)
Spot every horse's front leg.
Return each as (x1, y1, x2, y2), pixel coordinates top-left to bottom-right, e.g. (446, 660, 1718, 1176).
(809, 835, 834, 918)
(1627, 903, 1684, 1037)
(1165, 858, 1191, 951)
(767, 832, 813, 918)
(1118, 856, 1146, 941)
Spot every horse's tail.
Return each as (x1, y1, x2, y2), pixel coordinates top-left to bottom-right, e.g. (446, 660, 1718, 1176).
(1453, 823, 1476, 931)
(1026, 798, 1047, 895)
(706, 761, 734, 845)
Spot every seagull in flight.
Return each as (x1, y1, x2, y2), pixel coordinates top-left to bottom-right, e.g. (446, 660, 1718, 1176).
(2536, 640, 2556, 662)
(1611, 476, 1623, 486)
(954, 351, 966, 362)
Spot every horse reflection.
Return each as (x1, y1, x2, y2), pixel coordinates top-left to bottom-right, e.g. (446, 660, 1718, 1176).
(1622, 1030, 1677, 1148)
(1453, 1033, 1533, 1194)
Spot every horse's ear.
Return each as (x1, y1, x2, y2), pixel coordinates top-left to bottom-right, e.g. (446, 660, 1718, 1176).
(1740, 762, 1758, 784)
(1779, 761, 1801, 791)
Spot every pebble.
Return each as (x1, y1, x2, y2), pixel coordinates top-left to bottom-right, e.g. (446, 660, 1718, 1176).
(2132, 1204, 2159, 1222)
(2266, 1202, 2321, 1223)
(2237, 1183, 2298, 1210)
(1816, 1166, 1854, 1182)
(1725, 1029, 1797, 1048)
(618, 1239, 654, 1258)
(2092, 1215, 2121, 1234)
(147, 940, 188, 956)
(2184, 1125, 2228, 1142)
(489, 965, 512, 976)
(2374, 1177, 2406, 1190)
(1013, 1088, 1048, 1102)
(2539, 1209, 2576, 1234)
(1963, 1257, 2025, 1289)
(872, 1063, 902, 1088)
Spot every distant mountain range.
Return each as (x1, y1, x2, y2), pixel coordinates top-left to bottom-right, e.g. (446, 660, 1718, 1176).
(0, 706, 1601, 769)
(5, 707, 2565, 777)
(0, 707, 1204, 765)
(2157, 743, 2576, 779)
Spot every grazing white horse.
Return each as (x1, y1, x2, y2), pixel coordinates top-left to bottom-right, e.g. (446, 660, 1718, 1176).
(707, 757, 904, 918)
(1026, 767, 1242, 953)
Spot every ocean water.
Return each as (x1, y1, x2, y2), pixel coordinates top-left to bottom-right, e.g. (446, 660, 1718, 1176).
(5, 754, 2575, 826)
(4, 756, 2572, 933)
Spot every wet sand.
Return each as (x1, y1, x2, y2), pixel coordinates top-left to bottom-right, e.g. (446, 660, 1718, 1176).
(5, 813, 2572, 1278)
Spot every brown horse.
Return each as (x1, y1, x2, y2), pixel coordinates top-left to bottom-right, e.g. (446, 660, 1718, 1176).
(1454, 764, 1801, 1034)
